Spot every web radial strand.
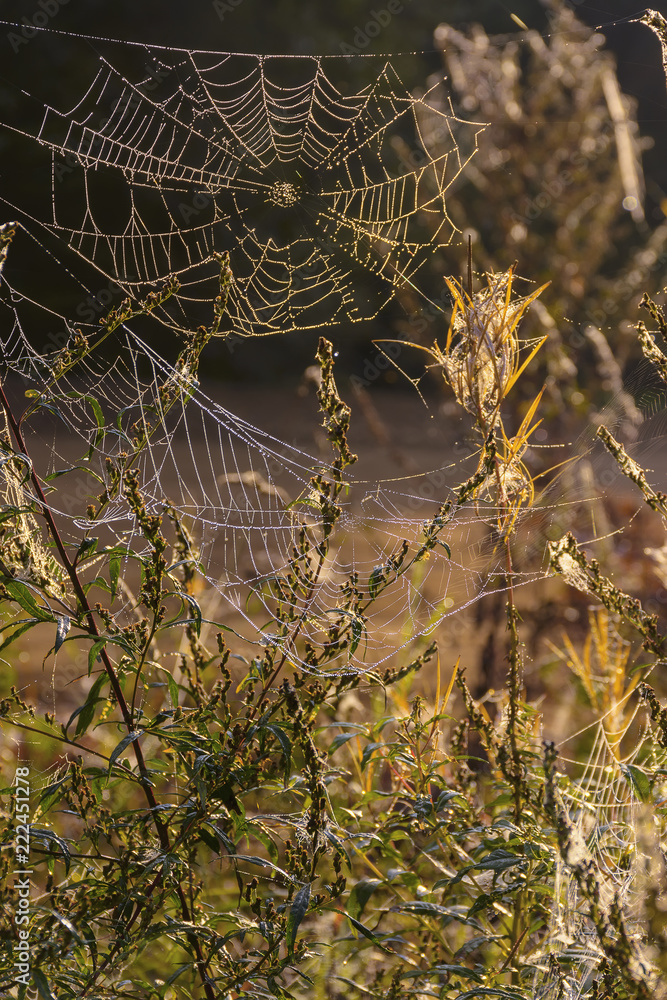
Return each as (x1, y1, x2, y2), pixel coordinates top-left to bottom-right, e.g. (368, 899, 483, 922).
(0, 239, 533, 675)
(0, 33, 483, 335)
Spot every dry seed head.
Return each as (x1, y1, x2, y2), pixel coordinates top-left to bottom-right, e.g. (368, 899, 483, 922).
(439, 267, 547, 425)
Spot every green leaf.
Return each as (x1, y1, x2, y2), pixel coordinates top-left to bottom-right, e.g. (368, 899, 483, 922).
(328, 732, 359, 754)
(180, 592, 202, 636)
(324, 830, 352, 868)
(31, 828, 71, 876)
(74, 536, 98, 564)
(234, 855, 295, 883)
(399, 901, 454, 917)
(61, 392, 105, 459)
(397, 901, 484, 930)
(368, 565, 385, 600)
(77, 918, 98, 971)
(48, 908, 83, 942)
(360, 742, 385, 771)
(67, 672, 107, 738)
(347, 914, 394, 953)
(45, 464, 104, 486)
(108, 731, 144, 772)
(31, 969, 56, 1000)
(623, 763, 652, 802)
(285, 882, 311, 954)
(0, 621, 36, 653)
(347, 878, 381, 921)
(87, 637, 108, 677)
(167, 672, 180, 709)
(475, 850, 526, 873)
(434, 789, 464, 811)
(430, 965, 484, 984)
(457, 991, 525, 999)
(205, 823, 236, 856)
(36, 777, 69, 818)
(1, 578, 54, 622)
(54, 615, 70, 654)
(349, 615, 365, 657)
(109, 554, 120, 602)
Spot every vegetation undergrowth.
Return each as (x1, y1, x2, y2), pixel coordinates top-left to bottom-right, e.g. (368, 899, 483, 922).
(2, 11, 667, 999)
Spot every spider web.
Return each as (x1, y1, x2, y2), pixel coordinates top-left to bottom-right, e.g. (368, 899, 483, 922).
(0, 24, 663, 678)
(0, 26, 513, 677)
(0, 236, 510, 673)
(535, 694, 666, 998)
(0, 27, 481, 336)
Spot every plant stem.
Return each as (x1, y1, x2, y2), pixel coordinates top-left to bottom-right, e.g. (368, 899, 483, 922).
(0, 381, 217, 1000)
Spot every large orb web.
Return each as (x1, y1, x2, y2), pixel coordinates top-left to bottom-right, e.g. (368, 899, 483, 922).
(0, 29, 484, 336)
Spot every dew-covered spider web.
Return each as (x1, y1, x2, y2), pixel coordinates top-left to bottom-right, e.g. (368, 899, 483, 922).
(3, 211, 658, 678)
(0, 27, 482, 336)
(0, 25, 529, 679)
(2, 24, 667, 995)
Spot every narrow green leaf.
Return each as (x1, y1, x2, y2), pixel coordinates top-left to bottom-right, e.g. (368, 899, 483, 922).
(69, 672, 107, 738)
(458, 990, 525, 1000)
(180, 592, 202, 636)
(347, 878, 381, 921)
(77, 918, 98, 971)
(48, 909, 83, 942)
(475, 850, 525, 873)
(623, 763, 652, 802)
(54, 615, 70, 654)
(165, 964, 193, 987)
(36, 777, 69, 817)
(61, 392, 106, 459)
(1, 579, 54, 622)
(108, 731, 144, 772)
(45, 464, 104, 486)
(263, 723, 292, 783)
(167, 672, 180, 709)
(328, 732, 358, 754)
(368, 565, 385, 600)
(31, 969, 56, 1000)
(360, 742, 385, 771)
(74, 536, 98, 564)
(285, 882, 311, 954)
(31, 828, 71, 876)
(205, 823, 236, 856)
(0, 621, 35, 653)
(324, 830, 352, 868)
(87, 637, 108, 677)
(347, 914, 394, 953)
(430, 965, 484, 983)
(349, 615, 365, 657)
(109, 554, 120, 602)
